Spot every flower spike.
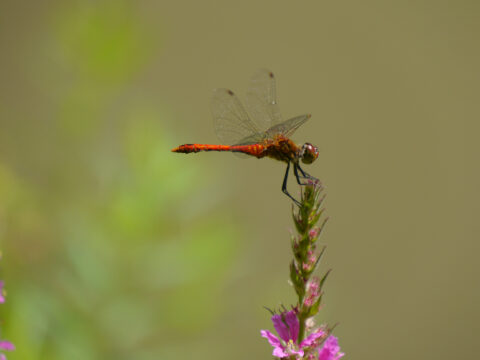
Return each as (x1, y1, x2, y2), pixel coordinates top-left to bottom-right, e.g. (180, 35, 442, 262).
(261, 182, 344, 358)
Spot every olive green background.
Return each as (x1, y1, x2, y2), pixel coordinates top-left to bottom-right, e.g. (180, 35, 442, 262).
(0, 1, 479, 359)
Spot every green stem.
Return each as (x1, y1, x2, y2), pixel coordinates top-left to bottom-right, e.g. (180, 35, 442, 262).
(297, 312, 307, 343)
(289, 182, 328, 345)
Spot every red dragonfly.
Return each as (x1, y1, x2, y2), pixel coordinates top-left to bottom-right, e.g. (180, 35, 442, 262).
(172, 69, 319, 205)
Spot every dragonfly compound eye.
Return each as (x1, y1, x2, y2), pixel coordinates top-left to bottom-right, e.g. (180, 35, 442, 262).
(301, 143, 319, 164)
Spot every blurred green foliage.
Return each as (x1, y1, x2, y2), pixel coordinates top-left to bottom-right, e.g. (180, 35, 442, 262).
(54, 1, 150, 82)
(0, 2, 238, 359)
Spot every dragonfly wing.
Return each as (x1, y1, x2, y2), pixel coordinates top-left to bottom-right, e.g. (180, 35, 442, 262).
(265, 114, 312, 139)
(246, 69, 283, 132)
(211, 88, 263, 145)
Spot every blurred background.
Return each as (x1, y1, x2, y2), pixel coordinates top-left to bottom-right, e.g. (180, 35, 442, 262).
(0, 0, 479, 359)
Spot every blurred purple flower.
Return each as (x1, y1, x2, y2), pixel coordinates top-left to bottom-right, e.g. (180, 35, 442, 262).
(0, 339, 15, 360)
(318, 336, 344, 360)
(0, 256, 14, 360)
(0, 281, 5, 304)
(260, 310, 325, 358)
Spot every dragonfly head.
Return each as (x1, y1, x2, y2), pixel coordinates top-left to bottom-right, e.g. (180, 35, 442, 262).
(300, 143, 319, 164)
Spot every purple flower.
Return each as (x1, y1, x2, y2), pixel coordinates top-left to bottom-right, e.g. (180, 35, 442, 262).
(0, 341, 14, 352)
(318, 336, 344, 360)
(0, 256, 14, 360)
(0, 337, 14, 360)
(0, 281, 5, 304)
(260, 310, 325, 358)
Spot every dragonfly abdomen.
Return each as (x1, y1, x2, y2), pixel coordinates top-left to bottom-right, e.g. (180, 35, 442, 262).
(230, 144, 266, 158)
(172, 144, 231, 153)
(172, 143, 266, 158)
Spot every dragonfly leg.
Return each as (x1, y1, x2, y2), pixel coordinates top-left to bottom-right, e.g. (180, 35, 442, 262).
(282, 161, 301, 206)
(293, 163, 304, 185)
(294, 163, 319, 186)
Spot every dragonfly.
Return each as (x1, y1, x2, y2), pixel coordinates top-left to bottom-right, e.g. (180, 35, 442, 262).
(172, 69, 319, 205)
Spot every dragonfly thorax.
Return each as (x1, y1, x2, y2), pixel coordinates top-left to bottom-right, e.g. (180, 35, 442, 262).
(300, 143, 319, 164)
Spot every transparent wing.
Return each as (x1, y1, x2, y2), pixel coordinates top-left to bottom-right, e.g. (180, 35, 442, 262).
(211, 88, 263, 145)
(265, 114, 312, 139)
(246, 69, 282, 132)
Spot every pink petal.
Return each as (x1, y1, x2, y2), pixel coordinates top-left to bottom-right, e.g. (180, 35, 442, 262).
(272, 314, 290, 342)
(261, 330, 290, 358)
(318, 336, 344, 360)
(284, 311, 300, 343)
(260, 330, 281, 347)
(290, 348, 304, 357)
(0, 341, 14, 351)
(300, 329, 325, 348)
(272, 347, 289, 358)
(0, 354, 5, 360)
